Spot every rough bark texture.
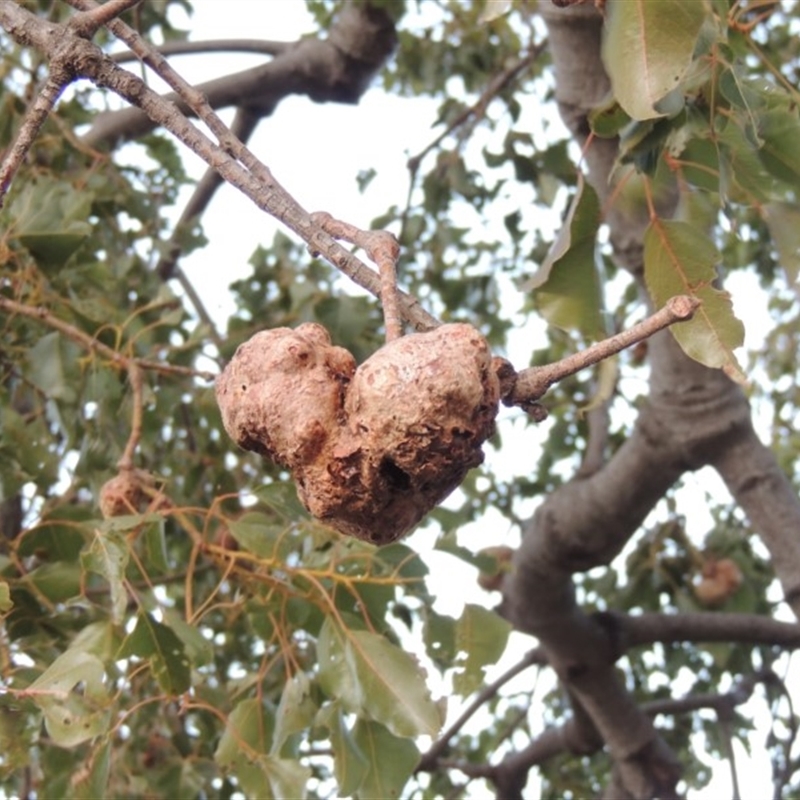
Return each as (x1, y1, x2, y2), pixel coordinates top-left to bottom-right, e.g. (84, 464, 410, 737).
(216, 323, 500, 544)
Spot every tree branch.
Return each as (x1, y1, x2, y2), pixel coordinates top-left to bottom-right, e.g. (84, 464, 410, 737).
(416, 648, 546, 773)
(0, 1, 440, 334)
(0, 297, 216, 382)
(617, 611, 800, 650)
(510, 295, 700, 405)
(110, 38, 293, 63)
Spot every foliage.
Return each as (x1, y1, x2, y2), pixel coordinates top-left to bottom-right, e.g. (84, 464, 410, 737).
(1, 1, 799, 798)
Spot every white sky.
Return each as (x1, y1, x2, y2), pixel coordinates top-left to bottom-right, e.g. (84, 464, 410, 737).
(131, 2, 795, 798)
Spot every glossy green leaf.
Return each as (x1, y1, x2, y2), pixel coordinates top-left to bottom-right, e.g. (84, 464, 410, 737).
(347, 628, 441, 737)
(763, 203, 800, 285)
(318, 618, 441, 738)
(351, 719, 419, 800)
(603, 0, 707, 120)
(81, 528, 129, 624)
(216, 700, 308, 799)
(643, 220, 745, 382)
(117, 612, 191, 694)
(522, 179, 605, 339)
(317, 617, 362, 714)
(453, 604, 511, 696)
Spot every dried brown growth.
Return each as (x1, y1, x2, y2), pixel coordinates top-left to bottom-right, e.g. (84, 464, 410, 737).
(694, 558, 744, 607)
(216, 323, 500, 544)
(99, 468, 171, 519)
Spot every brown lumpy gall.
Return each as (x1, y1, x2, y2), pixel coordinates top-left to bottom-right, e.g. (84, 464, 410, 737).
(215, 323, 500, 545)
(99, 468, 171, 519)
(215, 323, 356, 468)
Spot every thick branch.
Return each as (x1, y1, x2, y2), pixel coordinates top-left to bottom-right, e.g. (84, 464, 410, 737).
(82, 2, 398, 148)
(617, 611, 800, 650)
(711, 420, 800, 617)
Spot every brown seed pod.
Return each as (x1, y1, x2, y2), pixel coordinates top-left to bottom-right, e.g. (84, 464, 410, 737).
(216, 323, 500, 544)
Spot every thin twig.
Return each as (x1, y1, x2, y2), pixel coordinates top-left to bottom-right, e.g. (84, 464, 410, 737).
(117, 362, 143, 470)
(417, 647, 546, 773)
(0, 296, 216, 381)
(406, 44, 545, 175)
(68, 0, 142, 34)
(0, 68, 72, 205)
(110, 38, 292, 63)
(509, 295, 701, 406)
(310, 212, 403, 341)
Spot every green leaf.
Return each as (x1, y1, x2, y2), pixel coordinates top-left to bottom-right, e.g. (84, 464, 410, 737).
(117, 612, 191, 694)
(758, 108, 800, 185)
(318, 618, 363, 715)
(215, 698, 275, 767)
(317, 703, 368, 796)
(603, 0, 707, 120)
(0, 581, 11, 613)
(26, 332, 79, 402)
(351, 719, 419, 800)
(424, 609, 457, 668)
(227, 513, 289, 559)
(25, 650, 110, 748)
(318, 618, 441, 738)
(271, 672, 317, 755)
(9, 179, 93, 266)
(453, 604, 511, 696)
(81, 528, 129, 624)
(23, 560, 82, 603)
(522, 179, 605, 339)
(643, 220, 745, 382)
(347, 629, 441, 737)
(162, 607, 214, 667)
(216, 700, 308, 799)
(71, 737, 111, 799)
(763, 203, 800, 284)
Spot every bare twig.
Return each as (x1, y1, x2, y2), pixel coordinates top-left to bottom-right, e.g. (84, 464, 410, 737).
(509, 295, 701, 406)
(117, 362, 143, 470)
(0, 67, 73, 205)
(0, 296, 216, 381)
(417, 647, 546, 773)
(111, 38, 292, 63)
(408, 46, 544, 172)
(68, 0, 142, 34)
(310, 212, 403, 341)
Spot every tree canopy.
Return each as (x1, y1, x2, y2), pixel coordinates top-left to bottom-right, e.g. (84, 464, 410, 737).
(1, 1, 800, 798)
